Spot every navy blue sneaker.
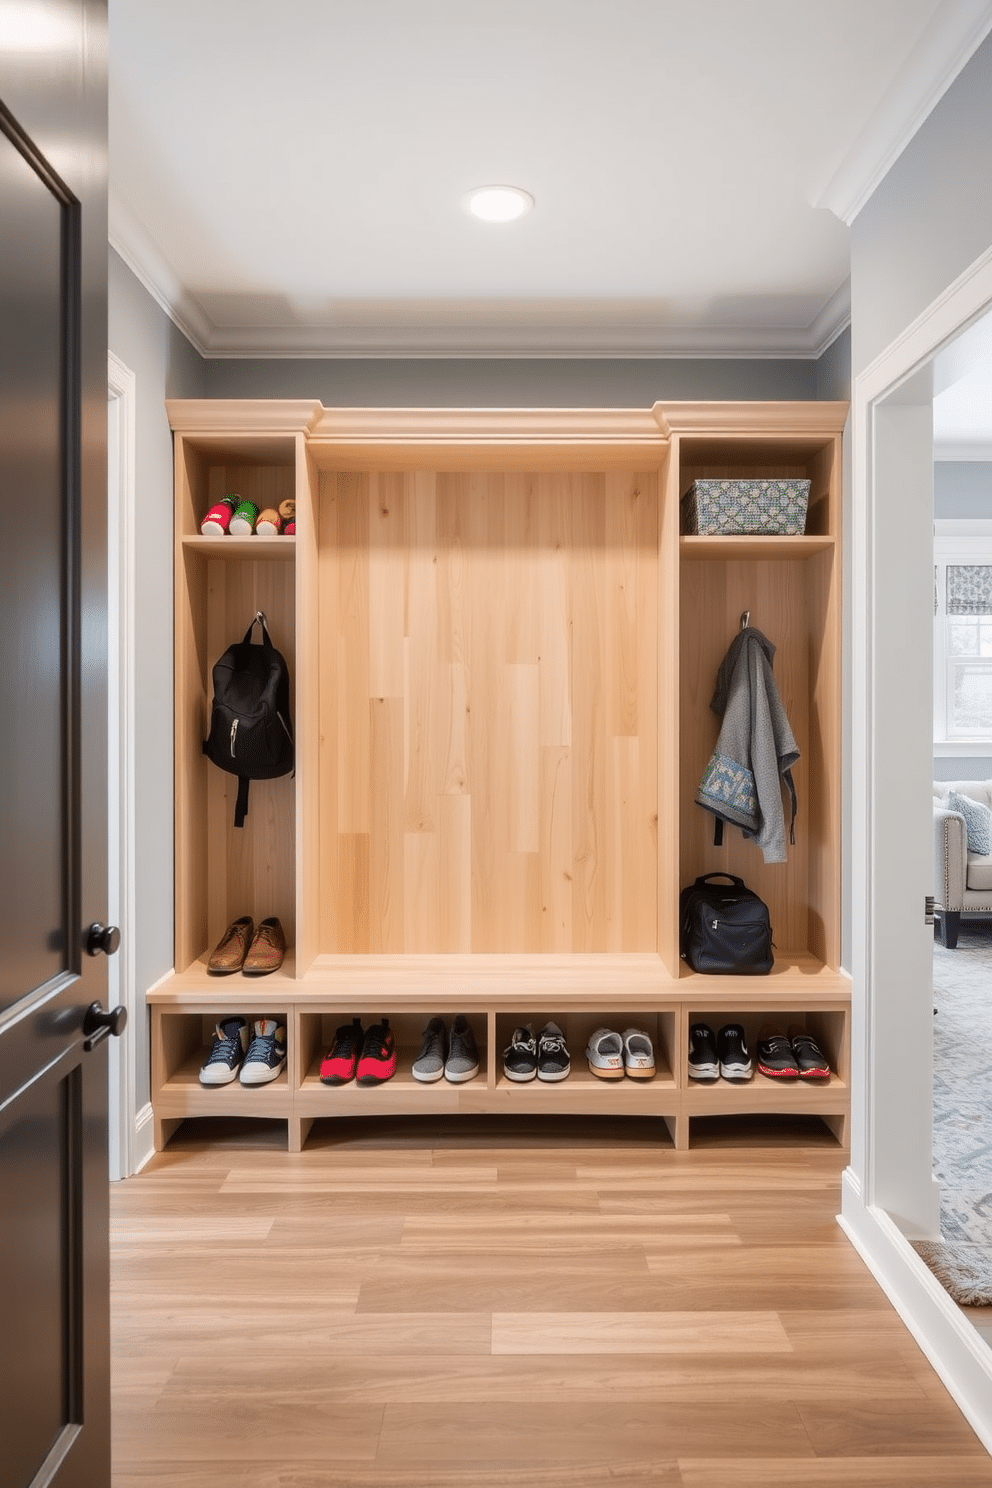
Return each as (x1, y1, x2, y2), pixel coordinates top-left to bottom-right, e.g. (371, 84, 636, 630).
(199, 1016, 249, 1086)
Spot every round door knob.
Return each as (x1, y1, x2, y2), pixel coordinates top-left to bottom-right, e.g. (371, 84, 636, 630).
(83, 1001, 128, 1052)
(86, 922, 121, 957)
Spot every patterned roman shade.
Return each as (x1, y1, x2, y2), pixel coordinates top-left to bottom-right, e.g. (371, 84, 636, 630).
(947, 565, 992, 615)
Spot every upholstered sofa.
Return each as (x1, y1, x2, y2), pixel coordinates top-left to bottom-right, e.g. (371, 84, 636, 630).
(933, 779, 992, 947)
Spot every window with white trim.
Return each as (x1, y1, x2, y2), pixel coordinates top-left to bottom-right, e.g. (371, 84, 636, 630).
(934, 522, 992, 748)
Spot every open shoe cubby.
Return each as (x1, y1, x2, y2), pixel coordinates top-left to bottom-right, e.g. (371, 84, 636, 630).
(159, 400, 849, 1152)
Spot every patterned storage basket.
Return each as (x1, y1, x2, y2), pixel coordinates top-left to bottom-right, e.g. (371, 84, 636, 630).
(680, 478, 811, 536)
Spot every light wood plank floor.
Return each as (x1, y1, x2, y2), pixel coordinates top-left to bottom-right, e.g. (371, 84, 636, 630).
(110, 1115, 992, 1487)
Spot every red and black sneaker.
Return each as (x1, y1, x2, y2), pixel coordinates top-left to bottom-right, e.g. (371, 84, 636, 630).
(356, 1018, 397, 1086)
(319, 1017, 364, 1085)
(787, 1024, 831, 1080)
(755, 1023, 800, 1079)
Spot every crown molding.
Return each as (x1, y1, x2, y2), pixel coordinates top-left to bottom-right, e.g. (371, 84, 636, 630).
(656, 401, 849, 439)
(109, 191, 213, 354)
(306, 407, 671, 468)
(166, 398, 324, 436)
(192, 308, 850, 361)
(807, 280, 852, 355)
(165, 400, 851, 452)
(816, 0, 992, 225)
(109, 190, 850, 362)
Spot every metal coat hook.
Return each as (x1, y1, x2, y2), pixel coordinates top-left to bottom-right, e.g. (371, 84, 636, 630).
(740, 610, 750, 630)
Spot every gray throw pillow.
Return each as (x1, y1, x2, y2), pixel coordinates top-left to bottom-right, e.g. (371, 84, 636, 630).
(948, 789, 992, 856)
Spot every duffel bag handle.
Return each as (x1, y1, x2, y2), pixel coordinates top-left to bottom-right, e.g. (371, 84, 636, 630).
(694, 872, 746, 889)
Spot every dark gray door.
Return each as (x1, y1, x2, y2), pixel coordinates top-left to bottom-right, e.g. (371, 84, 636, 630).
(0, 8, 113, 1482)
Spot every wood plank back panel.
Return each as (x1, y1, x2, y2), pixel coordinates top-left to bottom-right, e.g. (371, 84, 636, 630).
(202, 556, 297, 954)
(680, 556, 820, 954)
(318, 468, 660, 955)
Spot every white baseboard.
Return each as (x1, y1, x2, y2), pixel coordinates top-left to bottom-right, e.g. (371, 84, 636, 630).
(132, 1103, 155, 1174)
(840, 1170, 992, 1456)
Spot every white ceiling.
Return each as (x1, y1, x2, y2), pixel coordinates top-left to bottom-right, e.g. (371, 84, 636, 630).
(109, 0, 992, 367)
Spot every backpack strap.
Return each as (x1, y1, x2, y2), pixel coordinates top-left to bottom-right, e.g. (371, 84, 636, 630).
(243, 609, 274, 649)
(234, 775, 250, 828)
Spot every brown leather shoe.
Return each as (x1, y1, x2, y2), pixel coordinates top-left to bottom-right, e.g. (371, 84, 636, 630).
(242, 916, 286, 976)
(207, 916, 254, 974)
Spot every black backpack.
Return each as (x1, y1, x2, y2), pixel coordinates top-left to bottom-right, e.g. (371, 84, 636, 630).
(679, 872, 773, 975)
(202, 611, 294, 827)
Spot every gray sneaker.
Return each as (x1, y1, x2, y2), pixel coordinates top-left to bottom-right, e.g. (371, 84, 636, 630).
(445, 1014, 479, 1083)
(412, 1017, 447, 1083)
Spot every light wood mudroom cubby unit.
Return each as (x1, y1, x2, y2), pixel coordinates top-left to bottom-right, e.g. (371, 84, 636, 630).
(157, 399, 849, 1153)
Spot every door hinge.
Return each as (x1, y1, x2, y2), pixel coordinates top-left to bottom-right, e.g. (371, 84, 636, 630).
(925, 894, 935, 926)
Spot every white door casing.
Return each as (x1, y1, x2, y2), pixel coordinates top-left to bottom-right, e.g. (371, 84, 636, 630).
(842, 239, 992, 1452)
(107, 351, 151, 1179)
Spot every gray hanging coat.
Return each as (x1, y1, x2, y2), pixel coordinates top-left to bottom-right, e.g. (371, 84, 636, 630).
(695, 626, 799, 864)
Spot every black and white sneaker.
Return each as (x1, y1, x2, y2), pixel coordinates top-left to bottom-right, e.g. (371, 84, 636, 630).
(503, 1025, 538, 1082)
(239, 1018, 287, 1085)
(756, 1023, 800, 1080)
(199, 1016, 248, 1085)
(717, 1023, 753, 1081)
(537, 1022, 570, 1082)
(687, 1022, 719, 1081)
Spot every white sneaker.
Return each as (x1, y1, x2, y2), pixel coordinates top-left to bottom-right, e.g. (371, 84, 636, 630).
(621, 1028, 656, 1080)
(585, 1028, 624, 1080)
(239, 1019, 287, 1085)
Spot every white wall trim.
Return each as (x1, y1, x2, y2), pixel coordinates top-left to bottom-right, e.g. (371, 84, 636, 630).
(132, 1103, 156, 1175)
(935, 519, 992, 536)
(934, 741, 992, 757)
(858, 242, 992, 405)
(934, 439, 992, 461)
(109, 195, 214, 355)
(107, 351, 139, 1181)
(816, 0, 992, 224)
(849, 231, 992, 1440)
(840, 1175, 992, 1454)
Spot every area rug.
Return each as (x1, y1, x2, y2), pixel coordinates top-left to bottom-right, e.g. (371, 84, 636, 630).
(914, 922, 992, 1302)
(914, 1240, 992, 1305)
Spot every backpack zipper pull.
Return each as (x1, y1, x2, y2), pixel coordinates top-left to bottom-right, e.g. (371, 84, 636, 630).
(230, 718, 239, 757)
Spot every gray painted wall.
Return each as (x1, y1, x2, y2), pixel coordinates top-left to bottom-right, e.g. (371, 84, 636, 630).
(203, 352, 820, 406)
(816, 325, 852, 403)
(851, 33, 992, 378)
(935, 460, 992, 518)
(934, 760, 992, 782)
(850, 38, 992, 812)
(108, 247, 205, 1107)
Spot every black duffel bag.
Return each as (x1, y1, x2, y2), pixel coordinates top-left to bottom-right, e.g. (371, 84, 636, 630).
(679, 873, 773, 975)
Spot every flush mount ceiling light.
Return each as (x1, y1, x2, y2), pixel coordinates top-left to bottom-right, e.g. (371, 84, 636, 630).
(463, 185, 535, 222)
